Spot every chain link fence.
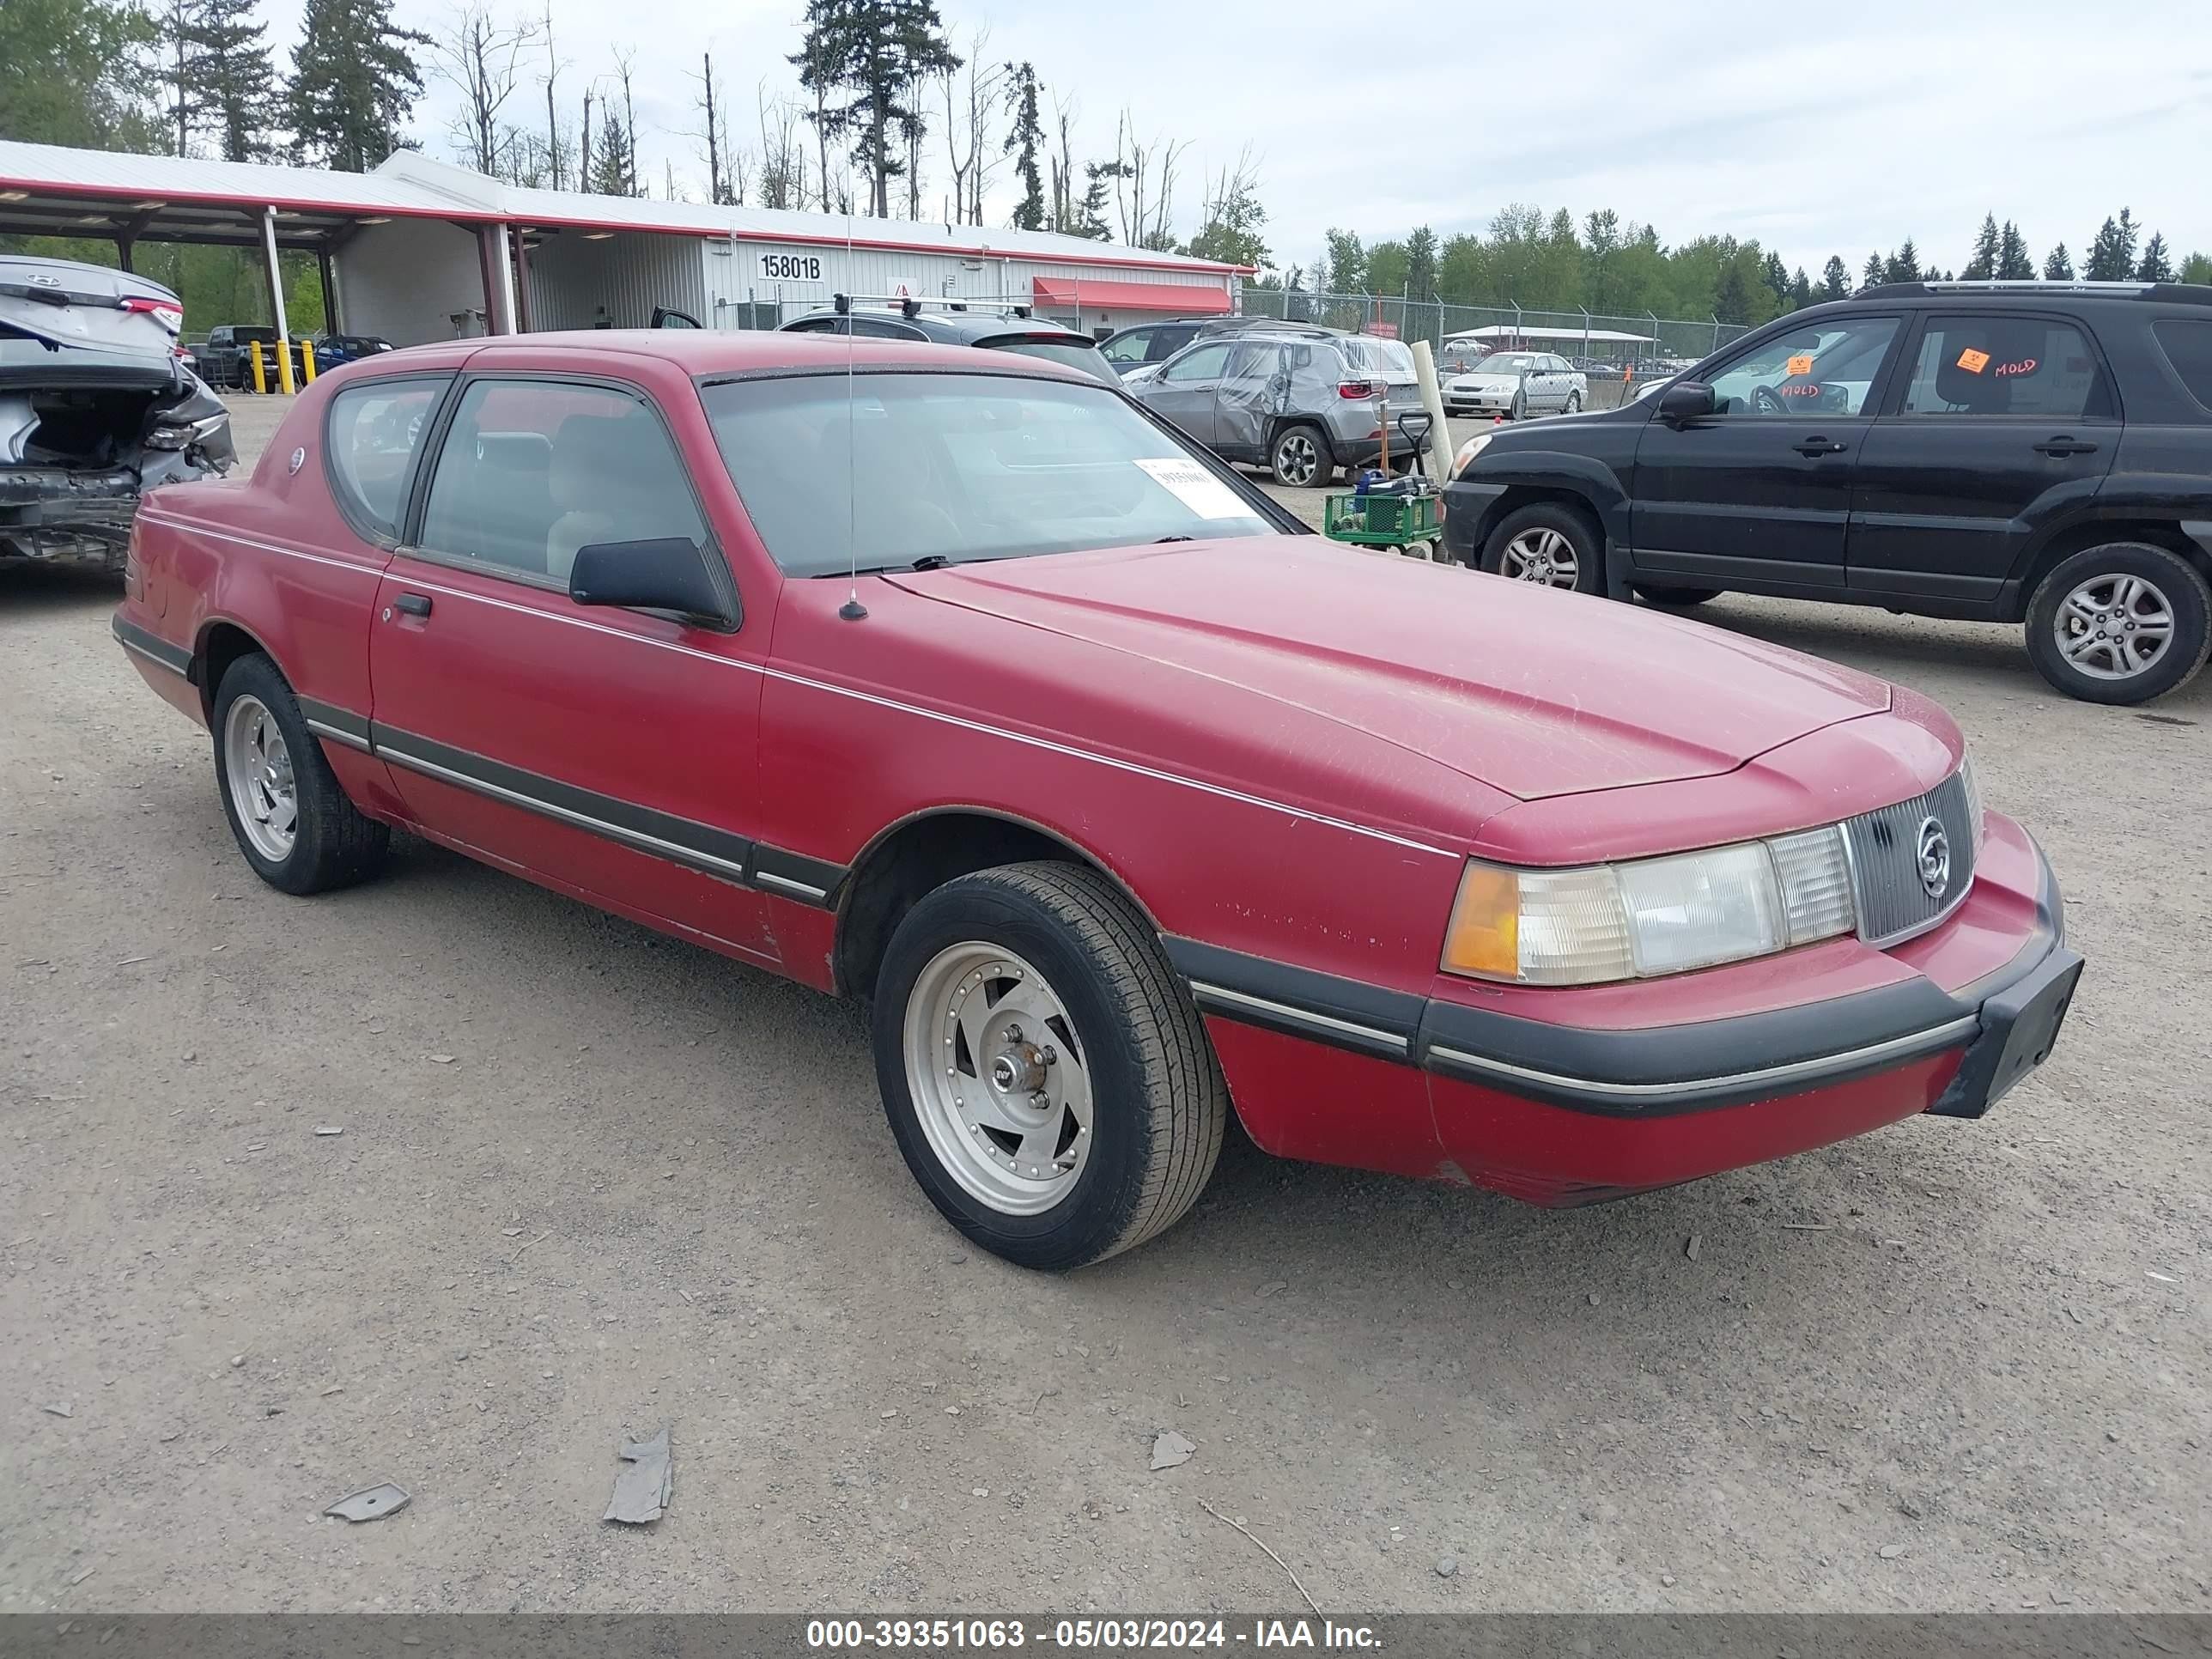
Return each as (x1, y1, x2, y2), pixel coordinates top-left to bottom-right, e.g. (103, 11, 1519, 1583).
(1238, 289, 1753, 368)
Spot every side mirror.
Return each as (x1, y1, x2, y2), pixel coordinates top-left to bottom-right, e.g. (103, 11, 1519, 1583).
(568, 538, 730, 625)
(1658, 380, 1717, 422)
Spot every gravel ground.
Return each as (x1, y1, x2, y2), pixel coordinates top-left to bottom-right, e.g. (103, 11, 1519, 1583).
(3, 394, 2207, 1616)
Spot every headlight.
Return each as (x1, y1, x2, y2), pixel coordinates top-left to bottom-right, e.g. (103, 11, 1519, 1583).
(1441, 825, 1858, 985)
(1449, 433, 1494, 477)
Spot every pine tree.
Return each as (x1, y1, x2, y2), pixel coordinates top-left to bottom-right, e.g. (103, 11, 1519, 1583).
(1404, 225, 1437, 306)
(2044, 243, 2074, 281)
(1715, 260, 1752, 325)
(1821, 255, 1850, 300)
(1002, 61, 1042, 231)
(2084, 211, 2139, 280)
(196, 0, 278, 161)
(1882, 240, 1922, 283)
(1759, 249, 1790, 310)
(1962, 214, 2000, 280)
(288, 0, 428, 171)
(0, 0, 161, 151)
(1996, 221, 2033, 281)
(2181, 252, 2212, 287)
(1790, 267, 1811, 311)
(1862, 250, 1884, 289)
(587, 100, 635, 194)
(2136, 232, 2173, 283)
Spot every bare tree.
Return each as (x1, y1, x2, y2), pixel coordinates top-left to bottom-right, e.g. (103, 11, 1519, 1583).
(1109, 108, 1184, 249)
(936, 33, 1001, 226)
(538, 3, 568, 190)
(1048, 90, 1079, 234)
(756, 87, 808, 211)
(578, 83, 592, 190)
(429, 2, 544, 177)
(691, 51, 732, 204)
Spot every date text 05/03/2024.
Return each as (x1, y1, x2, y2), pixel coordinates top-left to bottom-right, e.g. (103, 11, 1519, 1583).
(805, 1619, 1383, 1649)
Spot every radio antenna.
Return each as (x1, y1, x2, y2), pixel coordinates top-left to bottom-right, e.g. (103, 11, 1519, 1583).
(837, 197, 866, 622)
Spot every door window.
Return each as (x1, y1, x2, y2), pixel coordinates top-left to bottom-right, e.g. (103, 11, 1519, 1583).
(1704, 317, 1900, 416)
(1223, 342, 1280, 384)
(848, 316, 927, 339)
(324, 376, 447, 542)
(1099, 329, 1152, 366)
(1898, 316, 2112, 418)
(416, 380, 708, 586)
(1160, 342, 1232, 383)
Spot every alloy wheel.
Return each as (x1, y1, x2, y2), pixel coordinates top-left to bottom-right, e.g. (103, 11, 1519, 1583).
(222, 693, 298, 861)
(902, 942, 1095, 1215)
(2054, 572, 2174, 680)
(1499, 526, 1581, 588)
(1274, 431, 1322, 486)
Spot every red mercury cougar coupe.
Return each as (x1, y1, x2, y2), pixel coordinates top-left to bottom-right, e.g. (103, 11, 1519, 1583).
(112, 331, 2082, 1269)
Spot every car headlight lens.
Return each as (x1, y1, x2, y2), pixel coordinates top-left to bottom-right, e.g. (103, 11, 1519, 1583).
(1449, 433, 1494, 477)
(1442, 826, 1859, 986)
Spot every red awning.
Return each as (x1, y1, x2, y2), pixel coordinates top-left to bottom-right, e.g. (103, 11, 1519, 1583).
(1030, 277, 1231, 315)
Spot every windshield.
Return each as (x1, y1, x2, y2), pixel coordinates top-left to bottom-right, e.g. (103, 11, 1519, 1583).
(985, 336, 1120, 385)
(702, 371, 1275, 577)
(1473, 353, 1538, 374)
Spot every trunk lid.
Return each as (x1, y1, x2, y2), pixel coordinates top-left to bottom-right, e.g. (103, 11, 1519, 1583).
(0, 256, 185, 356)
(885, 538, 1891, 801)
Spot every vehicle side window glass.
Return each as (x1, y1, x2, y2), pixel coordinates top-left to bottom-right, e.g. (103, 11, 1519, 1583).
(849, 316, 924, 339)
(786, 317, 843, 334)
(417, 380, 707, 586)
(1704, 317, 1899, 416)
(1099, 331, 1149, 365)
(1896, 316, 2111, 418)
(1223, 342, 1279, 384)
(2151, 318, 2212, 414)
(325, 377, 445, 541)
(1150, 327, 1194, 362)
(1161, 343, 1232, 384)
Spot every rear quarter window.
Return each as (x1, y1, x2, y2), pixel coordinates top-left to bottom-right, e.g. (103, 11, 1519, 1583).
(324, 377, 448, 542)
(2151, 318, 2212, 415)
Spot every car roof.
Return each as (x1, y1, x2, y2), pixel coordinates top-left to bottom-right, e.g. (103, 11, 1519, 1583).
(374, 330, 1107, 383)
(782, 307, 1094, 344)
(1846, 280, 2212, 312)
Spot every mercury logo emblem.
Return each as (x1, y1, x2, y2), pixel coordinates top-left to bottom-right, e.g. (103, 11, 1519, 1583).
(288, 447, 306, 475)
(1916, 816, 1951, 900)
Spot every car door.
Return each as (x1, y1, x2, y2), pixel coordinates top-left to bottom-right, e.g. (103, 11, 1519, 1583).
(365, 373, 777, 962)
(1627, 313, 1905, 592)
(1142, 341, 1234, 447)
(1210, 340, 1285, 462)
(1847, 312, 2120, 609)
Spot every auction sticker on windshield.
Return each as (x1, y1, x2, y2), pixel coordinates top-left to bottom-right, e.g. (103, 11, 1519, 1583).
(1133, 457, 1261, 520)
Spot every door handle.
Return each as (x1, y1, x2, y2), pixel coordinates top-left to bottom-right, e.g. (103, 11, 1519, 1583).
(1793, 438, 1849, 456)
(2034, 437, 2099, 457)
(393, 592, 432, 617)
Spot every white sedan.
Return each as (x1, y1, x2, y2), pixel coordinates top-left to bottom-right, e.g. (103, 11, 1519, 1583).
(1442, 351, 1586, 419)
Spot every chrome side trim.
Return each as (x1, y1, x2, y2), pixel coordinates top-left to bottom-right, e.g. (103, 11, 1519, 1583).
(754, 870, 831, 903)
(305, 719, 373, 753)
(1428, 1014, 1980, 1104)
(1187, 981, 1412, 1054)
(375, 743, 752, 884)
(116, 635, 186, 676)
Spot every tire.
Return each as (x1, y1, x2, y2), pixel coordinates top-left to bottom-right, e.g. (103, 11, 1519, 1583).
(211, 653, 391, 895)
(1510, 391, 1527, 421)
(872, 861, 1229, 1271)
(1268, 423, 1333, 489)
(2023, 541, 2211, 705)
(1633, 583, 1723, 606)
(1480, 501, 1604, 594)
(1565, 392, 1582, 413)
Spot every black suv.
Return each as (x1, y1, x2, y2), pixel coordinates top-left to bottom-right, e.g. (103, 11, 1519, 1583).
(781, 299, 1116, 384)
(1442, 281, 2212, 703)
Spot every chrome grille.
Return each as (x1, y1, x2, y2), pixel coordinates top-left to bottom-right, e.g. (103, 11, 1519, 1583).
(1843, 771, 1978, 946)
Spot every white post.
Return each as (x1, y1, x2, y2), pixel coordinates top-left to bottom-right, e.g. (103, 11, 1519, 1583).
(496, 222, 520, 334)
(260, 206, 295, 393)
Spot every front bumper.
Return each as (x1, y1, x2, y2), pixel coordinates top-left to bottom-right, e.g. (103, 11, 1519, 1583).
(1171, 817, 2080, 1204)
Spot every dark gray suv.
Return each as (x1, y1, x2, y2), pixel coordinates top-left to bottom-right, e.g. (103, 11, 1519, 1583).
(781, 301, 1116, 384)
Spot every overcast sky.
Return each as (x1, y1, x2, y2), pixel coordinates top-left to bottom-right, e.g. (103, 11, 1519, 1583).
(260, 0, 2211, 279)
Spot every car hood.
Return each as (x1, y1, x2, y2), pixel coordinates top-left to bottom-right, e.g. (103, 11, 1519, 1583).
(884, 538, 1890, 803)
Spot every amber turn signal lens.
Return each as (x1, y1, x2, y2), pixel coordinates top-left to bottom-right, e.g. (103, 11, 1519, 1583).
(1441, 863, 1520, 979)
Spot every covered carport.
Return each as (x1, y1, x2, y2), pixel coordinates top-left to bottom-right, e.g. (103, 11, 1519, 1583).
(0, 140, 531, 391)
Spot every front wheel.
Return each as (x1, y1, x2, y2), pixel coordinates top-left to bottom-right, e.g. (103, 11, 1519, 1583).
(1480, 502, 1604, 594)
(1509, 391, 1527, 421)
(1565, 392, 1582, 413)
(2023, 542, 2210, 704)
(872, 862, 1229, 1270)
(1268, 423, 1333, 488)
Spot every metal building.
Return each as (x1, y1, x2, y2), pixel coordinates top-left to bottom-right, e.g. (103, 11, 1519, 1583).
(0, 140, 1246, 350)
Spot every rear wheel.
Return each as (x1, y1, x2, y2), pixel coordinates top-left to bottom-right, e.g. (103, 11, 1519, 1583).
(1565, 392, 1582, 413)
(1269, 423, 1333, 488)
(1480, 502, 1603, 594)
(2024, 542, 2210, 705)
(872, 862, 1228, 1270)
(212, 654, 390, 894)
